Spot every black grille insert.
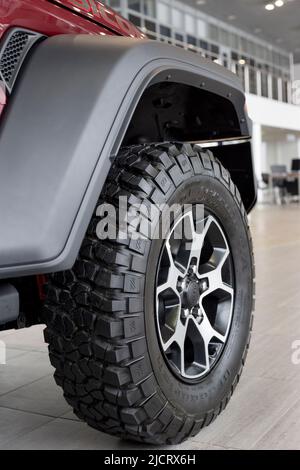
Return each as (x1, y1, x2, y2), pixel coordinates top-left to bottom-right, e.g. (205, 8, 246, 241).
(0, 29, 42, 92)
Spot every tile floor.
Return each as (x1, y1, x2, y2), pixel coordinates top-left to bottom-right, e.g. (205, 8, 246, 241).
(1, 204, 300, 449)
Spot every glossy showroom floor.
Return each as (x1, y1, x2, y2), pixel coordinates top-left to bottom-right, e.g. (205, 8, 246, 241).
(0, 204, 300, 450)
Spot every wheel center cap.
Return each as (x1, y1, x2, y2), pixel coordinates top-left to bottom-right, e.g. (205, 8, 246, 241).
(183, 280, 200, 309)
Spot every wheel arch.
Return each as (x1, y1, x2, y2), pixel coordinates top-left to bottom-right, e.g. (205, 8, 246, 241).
(0, 35, 254, 278)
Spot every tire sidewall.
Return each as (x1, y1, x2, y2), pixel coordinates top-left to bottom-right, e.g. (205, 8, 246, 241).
(145, 174, 253, 417)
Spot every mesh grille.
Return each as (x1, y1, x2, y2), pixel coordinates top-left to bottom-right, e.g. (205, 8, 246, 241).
(0, 29, 42, 92)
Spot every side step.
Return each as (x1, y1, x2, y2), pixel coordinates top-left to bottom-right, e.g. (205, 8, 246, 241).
(0, 284, 19, 326)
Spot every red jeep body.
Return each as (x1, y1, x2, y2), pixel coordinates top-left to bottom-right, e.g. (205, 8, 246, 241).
(0, 0, 143, 39)
(0, 0, 143, 113)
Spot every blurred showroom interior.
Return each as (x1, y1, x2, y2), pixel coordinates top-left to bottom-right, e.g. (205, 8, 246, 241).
(108, 0, 300, 205)
(2, 0, 300, 451)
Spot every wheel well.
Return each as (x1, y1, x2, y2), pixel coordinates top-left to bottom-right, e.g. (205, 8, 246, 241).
(122, 81, 256, 212)
(122, 81, 242, 146)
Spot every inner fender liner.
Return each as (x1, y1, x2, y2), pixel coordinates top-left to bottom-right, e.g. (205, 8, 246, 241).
(0, 35, 251, 278)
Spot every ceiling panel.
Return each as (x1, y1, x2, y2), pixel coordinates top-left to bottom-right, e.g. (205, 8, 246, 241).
(184, 0, 300, 62)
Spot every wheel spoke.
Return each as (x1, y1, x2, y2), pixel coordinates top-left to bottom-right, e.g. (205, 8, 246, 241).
(221, 283, 234, 297)
(157, 240, 183, 296)
(156, 281, 173, 296)
(165, 239, 185, 279)
(185, 214, 215, 273)
(199, 247, 233, 298)
(217, 246, 231, 270)
(191, 314, 226, 345)
(162, 318, 187, 353)
(162, 318, 188, 375)
(185, 212, 205, 266)
(189, 314, 226, 373)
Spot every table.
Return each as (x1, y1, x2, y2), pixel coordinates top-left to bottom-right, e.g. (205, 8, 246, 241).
(268, 172, 300, 204)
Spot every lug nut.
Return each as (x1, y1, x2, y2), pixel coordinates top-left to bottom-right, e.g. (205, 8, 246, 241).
(181, 309, 190, 319)
(192, 307, 198, 316)
(209, 344, 218, 357)
(190, 265, 198, 275)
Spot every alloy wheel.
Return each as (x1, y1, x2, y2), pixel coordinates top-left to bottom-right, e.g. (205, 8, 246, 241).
(156, 209, 235, 381)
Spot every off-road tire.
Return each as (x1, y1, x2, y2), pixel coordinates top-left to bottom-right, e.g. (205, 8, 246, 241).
(44, 143, 255, 445)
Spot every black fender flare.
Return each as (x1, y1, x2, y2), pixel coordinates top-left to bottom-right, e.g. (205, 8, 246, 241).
(0, 35, 252, 277)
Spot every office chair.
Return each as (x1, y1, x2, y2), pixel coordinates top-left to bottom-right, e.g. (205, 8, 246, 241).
(270, 165, 287, 204)
(261, 173, 270, 186)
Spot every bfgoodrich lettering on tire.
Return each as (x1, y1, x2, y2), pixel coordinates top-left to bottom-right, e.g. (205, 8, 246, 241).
(44, 143, 255, 445)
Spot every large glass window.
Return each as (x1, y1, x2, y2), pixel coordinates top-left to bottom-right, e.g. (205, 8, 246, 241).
(145, 19, 156, 32)
(144, 0, 156, 17)
(272, 76, 279, 101)
(107, 0, 121, 8)
(282, 79, 288, 103)
(187, 35, 197, 47)
(157, 2, 170, 24)
(230, 33, 239, 50)
(248, 41, 257, 57)
(199, 39, 208, 51)
(115, 0, 291, 102)
(261, 66, 269, 98)
(249, 61, 257, 95)
(172, 8, 183, 30)
(197, 19, 206, 38)
(175, 32, 184, 43)
(160, 25, 171, 38)
(209, 24, 219, 43)
(241, 37, 248, 54)
(128, 14, 141, 27)
(128, 0, 141, 12)
(220, 28, 230, 47)
(185, 14, 195, 35)
(211, 44, 220, 55)
(106, 0, 121, 10)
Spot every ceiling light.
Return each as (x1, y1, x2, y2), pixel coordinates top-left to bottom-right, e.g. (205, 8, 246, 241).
(275, 0, 284, 6)
(239, 59, 246, 65)
(265, 3, 275, 10)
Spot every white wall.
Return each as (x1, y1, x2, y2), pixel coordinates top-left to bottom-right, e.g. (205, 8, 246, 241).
(294, 64, 300, 80)
(246, 94, 300, 132)
(246, 94, 300, 177)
